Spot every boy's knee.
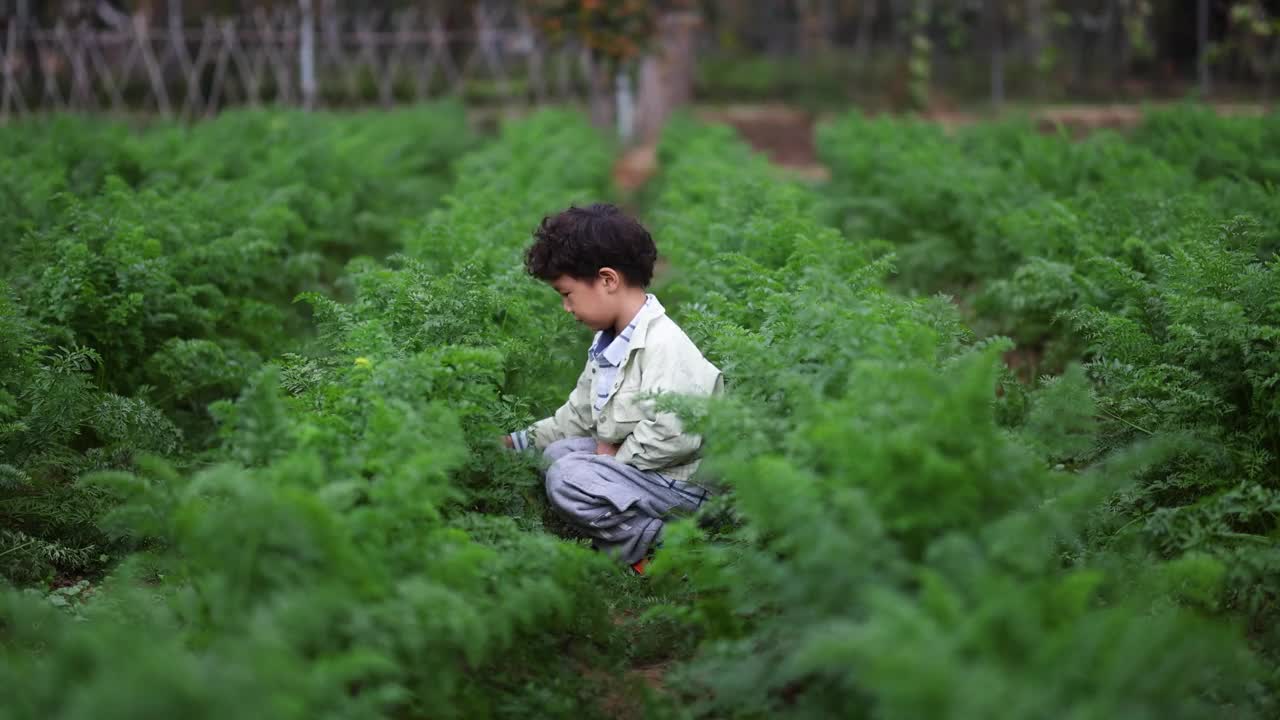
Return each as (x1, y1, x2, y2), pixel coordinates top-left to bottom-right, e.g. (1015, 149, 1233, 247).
(544, 453, 590, 512)
(542, 453, 573, 504)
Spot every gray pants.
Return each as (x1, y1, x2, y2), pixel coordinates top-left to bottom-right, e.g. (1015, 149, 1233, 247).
(543, 437, 709, 565)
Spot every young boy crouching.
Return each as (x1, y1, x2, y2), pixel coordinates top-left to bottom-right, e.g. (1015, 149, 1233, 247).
(503, 203, 722, 573)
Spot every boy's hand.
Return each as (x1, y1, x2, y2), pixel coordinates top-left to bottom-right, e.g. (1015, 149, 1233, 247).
(501, 435, 514, 449)
(595, 441, 620, 456)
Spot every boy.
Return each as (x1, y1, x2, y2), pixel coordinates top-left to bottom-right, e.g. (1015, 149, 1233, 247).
(504, 203, 722, 573)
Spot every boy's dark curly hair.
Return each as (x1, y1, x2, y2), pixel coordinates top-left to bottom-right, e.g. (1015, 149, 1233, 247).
(525, 203, 657, 287)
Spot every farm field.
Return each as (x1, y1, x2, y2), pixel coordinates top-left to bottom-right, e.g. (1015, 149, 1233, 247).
(1, 102, 1277, 719)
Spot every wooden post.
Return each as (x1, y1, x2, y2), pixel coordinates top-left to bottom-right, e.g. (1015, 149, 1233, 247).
(1197, 0, 1210, 97)
(1026, 0, 1046, 99)
(167, 0, 185, 72)
(987, 0, 1005, 110)
(299, 0, 316, 108)
(208, 19, 235, 114)
(56, 21, 93, 110)
(1103, 0, 1119, 97)
(517, 8, 546, 104)
(134, 13, 171, 115)
(17, 0, 34, 117)
(472, 4, 510, 104)
(2, 0, 31, 119)
(168, 0, 195, 118)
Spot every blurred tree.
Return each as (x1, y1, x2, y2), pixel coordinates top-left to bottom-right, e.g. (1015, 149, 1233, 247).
(985, 0, 1007, 108)
(529, 0, 657, 128)
(529, 0, 657, 67)
(1200, 0, 1213, 94)
(908, 0, 931, 110)
(854, 0, 880, 61)
(796, 0, 835, 55)
(1226, 1, 1280, 97)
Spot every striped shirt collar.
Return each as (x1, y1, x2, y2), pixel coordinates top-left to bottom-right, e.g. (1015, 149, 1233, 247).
(589, 294, 661, 367)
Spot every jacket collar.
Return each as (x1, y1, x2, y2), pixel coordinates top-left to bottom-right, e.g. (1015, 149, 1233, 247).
(625, 293, 665, 352)
(589, 294, 665, 366)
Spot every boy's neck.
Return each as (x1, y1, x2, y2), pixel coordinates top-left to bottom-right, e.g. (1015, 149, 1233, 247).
(612, 290, 649, 336)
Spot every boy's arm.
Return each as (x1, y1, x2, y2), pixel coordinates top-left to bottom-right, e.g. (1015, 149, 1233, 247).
(614, 350, 722, 471)
(612, 411, 701, 470)
(509, 361, 595, 451)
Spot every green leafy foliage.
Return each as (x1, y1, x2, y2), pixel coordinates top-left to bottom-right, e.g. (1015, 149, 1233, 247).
(639, 117, 1266, 719)
(2, 107, 640, 719)
(3, 103, 1277, 719)
(0, 105, 474, 584)
(820, 105, 1280, 704)
(1065, 222, 1280, 623)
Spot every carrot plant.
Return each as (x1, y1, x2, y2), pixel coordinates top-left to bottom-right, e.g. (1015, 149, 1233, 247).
(2, 103, 1275, 719)
(820, 105, 1280, 706)
(0, 104, 474, 583)
(638, 116, 1266, 719)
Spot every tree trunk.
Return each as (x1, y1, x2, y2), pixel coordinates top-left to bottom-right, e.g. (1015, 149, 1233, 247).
(716, 0, 744, 53)
(818, 0, 835, 54)
(588, 55, 613, 131)
(796, 0, 833, 56)
(797, 0, 815, 55)
(635, 11, 700, 144)
(1263, 33, 1280, 102)
(855, 0, 879, 62)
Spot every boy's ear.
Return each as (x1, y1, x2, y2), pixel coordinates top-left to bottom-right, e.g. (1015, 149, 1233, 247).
(598, 267, 622, 292)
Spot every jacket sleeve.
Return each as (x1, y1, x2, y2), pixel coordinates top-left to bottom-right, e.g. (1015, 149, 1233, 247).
(525, 360, 595, 450)
(614, 347, 722, 471)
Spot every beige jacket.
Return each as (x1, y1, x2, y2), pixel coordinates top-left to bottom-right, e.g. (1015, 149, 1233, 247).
(527, 298, 722, 483)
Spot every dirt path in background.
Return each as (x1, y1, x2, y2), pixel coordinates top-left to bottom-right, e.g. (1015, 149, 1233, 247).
(928, 101, 1270, 135)
(611, 105, 822, 191)
(593, 659, 673, 720)
(696, 105, 822, 167)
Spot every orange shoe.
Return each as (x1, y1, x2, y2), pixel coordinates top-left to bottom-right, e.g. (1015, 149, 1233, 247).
(630, 557, 650, 575)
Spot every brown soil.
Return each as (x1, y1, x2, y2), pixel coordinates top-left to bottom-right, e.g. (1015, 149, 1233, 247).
(1003, 345, 1046, 385)
(695, 104, 821, 167)
(927, 101, 1270, 136)
(588, 655, 673, 720)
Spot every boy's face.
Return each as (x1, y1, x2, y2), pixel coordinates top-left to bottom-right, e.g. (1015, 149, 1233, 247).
(551, 271, 624, 332)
